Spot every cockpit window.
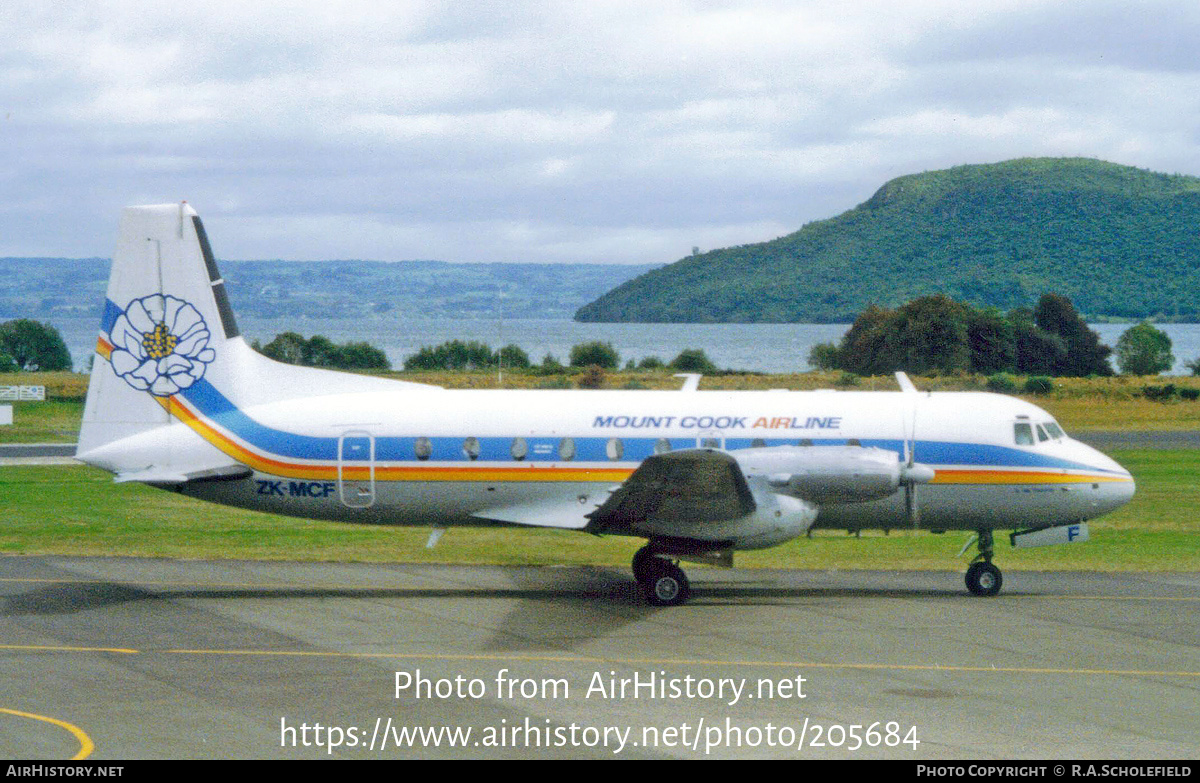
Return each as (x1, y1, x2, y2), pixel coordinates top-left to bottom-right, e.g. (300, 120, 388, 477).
(1036, 424, 1049, 442)
(1014, 423, 1034, 445)
(1045, 422, 1065, 440)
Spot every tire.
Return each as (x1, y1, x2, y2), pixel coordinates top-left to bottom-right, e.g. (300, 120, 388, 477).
(642, 560, 691, 606)
(631, 546, 661, 582)
(965, 561, 1003, 596)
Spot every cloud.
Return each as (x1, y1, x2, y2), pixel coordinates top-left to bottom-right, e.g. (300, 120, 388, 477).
(0, 1, 1197, 263)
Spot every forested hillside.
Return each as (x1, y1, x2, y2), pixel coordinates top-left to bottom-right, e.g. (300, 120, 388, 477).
(576, 158, 1200, 323)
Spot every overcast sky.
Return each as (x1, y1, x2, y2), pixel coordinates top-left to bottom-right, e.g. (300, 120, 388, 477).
(2, 0, 1198, 264)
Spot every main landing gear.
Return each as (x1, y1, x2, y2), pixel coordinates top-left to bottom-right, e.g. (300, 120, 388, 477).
(964, 528, 1003, 596)
(632, 546, 691, 606)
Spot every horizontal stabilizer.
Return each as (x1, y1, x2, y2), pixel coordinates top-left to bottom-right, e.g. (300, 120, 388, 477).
(115, 464, 252, 485)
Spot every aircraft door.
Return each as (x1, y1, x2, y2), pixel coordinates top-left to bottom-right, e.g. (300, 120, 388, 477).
(338, 430, 376, 508)
(696, 430, 725, 450)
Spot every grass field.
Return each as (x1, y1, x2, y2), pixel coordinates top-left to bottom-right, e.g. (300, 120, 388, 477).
(1, 449, 1196, 571)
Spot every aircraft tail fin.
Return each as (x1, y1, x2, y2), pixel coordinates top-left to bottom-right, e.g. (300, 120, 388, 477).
(79, 203, 237, 462)
(79, 202, 432, 474)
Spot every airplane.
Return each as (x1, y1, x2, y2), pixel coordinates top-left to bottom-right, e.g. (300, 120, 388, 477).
(77, 203, 1136, 606)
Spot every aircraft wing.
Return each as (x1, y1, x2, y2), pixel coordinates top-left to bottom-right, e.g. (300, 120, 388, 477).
(586, 449, 756, 532)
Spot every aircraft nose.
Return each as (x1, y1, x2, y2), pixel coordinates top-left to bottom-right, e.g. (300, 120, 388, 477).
(1078, 443, 1135, 513)
(1104, 474, 1136, 512)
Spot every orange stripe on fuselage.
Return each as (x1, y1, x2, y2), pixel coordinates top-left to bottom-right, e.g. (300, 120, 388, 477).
(931, 469, 1131, 485)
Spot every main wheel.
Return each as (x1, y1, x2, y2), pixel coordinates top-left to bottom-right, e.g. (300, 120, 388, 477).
(965, 561, 1003, 596)
(631, 545, 661, 582)
(641, 560, 691, 606)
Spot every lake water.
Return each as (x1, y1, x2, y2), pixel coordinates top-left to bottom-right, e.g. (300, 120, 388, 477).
(38, 315, 1200, 376)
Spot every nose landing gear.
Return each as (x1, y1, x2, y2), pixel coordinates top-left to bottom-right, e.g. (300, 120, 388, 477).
(964, 529, 1003, 596)
(632, 545, 691, 606)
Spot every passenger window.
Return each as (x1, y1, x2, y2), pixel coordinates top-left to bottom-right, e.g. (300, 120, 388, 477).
(654, 438, 672, 455)
(1036, 424, 1049, 442)
(847, 438, 861, 446)
(463, 437, 481, 460)
(700, 437, 720, 449)
(558, 437, 576, 461)
(414, 437, 432, 461)
(606, 437, 624, 460)
(511, 437, 528, 461)
(1014, 423, 1034, 445)
(751, 438, 767, 448)
(799, 439, 813, 447)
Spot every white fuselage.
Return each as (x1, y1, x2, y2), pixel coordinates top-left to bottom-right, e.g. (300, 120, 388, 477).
(91, 383, 1134, 545)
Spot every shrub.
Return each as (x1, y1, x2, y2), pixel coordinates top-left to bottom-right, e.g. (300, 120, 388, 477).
(1180, 388, 1200, 401)
(985, 373, 1017, 393)
(1142, 384, 1177, 401)
(668, 348, 717, 373)
(337, 341, 390, 370)
(807, 341, 839, 371)
(403, 340, 494, 371)
(497, 344, 530, 369)
(1116, 322, 1174, 375)
(637, 356, 664, 370)
(0, 319, 73, 371)
(835, 371, 860, 388)
(1023, 376, 1054, 394)
(570, 341, 619, 369)
(260, 332, 390, 370)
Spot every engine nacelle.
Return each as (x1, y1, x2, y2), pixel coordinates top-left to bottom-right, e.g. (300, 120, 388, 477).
(733, 445, 904, 504)
(728, 488, 819, 550)
(631, 482, 817, 550)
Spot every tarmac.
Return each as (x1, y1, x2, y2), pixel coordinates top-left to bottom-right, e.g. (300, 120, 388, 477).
(1, 557, 1197, 759)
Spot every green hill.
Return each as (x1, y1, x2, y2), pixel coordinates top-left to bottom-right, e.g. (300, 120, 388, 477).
(575, 158, 1200, 323)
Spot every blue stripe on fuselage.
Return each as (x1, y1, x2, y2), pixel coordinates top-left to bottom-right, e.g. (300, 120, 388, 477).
(177, 378, 1121, 474)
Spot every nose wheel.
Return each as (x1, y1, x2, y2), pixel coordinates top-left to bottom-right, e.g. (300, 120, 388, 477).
(632, 546, 691, 606)
(964, 529, 1003, 596)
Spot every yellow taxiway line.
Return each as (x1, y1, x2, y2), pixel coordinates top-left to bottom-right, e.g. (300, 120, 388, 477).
(0, 707, 94, 760)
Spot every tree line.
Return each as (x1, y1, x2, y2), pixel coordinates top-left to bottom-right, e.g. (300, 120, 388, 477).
(251, 332, 390, 370)
(0, 309, 1192, 379)
(402, 339, 720, 374)
(807, 293, 1123, 377)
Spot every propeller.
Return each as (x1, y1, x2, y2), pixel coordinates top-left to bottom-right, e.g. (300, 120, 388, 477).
(896, 372, 935, 528)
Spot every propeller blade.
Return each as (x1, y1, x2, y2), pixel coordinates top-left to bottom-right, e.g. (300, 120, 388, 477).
(905, 482, 919, 528)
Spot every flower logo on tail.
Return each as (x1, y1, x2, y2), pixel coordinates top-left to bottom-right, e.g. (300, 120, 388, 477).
(109, 295, 216, 397)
